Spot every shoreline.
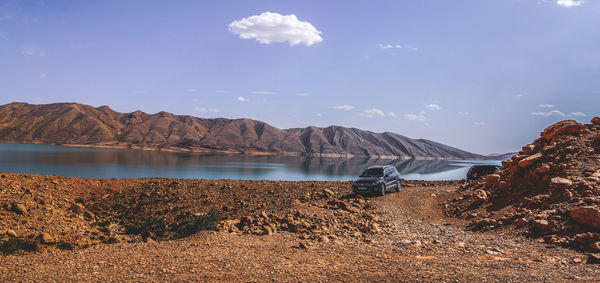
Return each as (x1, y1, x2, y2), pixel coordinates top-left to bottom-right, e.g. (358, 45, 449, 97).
(0, 140, 500, 161)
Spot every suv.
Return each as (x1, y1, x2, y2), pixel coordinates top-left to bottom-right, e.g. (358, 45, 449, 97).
(352, 165, 402, 196)
(466, 165, 501, 181)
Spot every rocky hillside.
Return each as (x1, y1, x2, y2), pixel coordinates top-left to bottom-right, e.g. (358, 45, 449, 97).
(0, 102, 485, 159)
(445, 117, 600, 255)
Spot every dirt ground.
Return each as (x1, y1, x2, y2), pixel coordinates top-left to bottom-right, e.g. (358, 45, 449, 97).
(1, 179, 598, 282)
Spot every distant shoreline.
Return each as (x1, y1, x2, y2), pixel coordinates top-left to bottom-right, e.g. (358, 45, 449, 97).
(0, 140, 502, 160)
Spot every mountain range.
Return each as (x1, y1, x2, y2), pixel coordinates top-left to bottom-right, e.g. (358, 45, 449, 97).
(0, 102, 493, 159)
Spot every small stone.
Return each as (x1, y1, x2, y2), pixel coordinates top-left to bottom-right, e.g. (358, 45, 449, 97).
(485, 174, 501, 186)
(298, 242, 309, 250)
(318, 235, 330, 243)
(472, 189, 488, 204)
(534, 219, 549, 230)
(516, 218, 528, 228)
(11, 203, 27, 215)
(39, 233, 54, 244)
(550, 177, 572, 190)
(6, 229, 18, 237)
(323, 189, 335, 197)
(518, 153, 543, 168)
(586, 253, 600, 264)
(454, 241, 466, 248)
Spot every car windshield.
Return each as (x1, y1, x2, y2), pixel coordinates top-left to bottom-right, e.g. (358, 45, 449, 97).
(360, 168, 383, 177)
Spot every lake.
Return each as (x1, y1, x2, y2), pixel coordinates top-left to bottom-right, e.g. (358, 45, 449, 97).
(0, 143, 501, 181)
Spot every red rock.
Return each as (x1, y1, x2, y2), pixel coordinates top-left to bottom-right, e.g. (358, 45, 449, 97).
(570, 207, 600, 230)
(592, 117, 600, 126)
(485, 174, 501, 186)
(518, 153, 543, 168)
(550, 177, 573, 190)
(534, 219, 549, 230)
(472, 190, 488, 204)
(535, 164, 550, 174)
(587, 253, 600, 264)
(540, 120, 583, 141)
(522, 144, 535, 155)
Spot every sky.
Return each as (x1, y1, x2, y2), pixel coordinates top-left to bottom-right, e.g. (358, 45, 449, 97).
(0, 0, 599, 154)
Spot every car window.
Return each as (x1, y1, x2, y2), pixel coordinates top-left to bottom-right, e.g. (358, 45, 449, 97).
(360, 168, 383, 177)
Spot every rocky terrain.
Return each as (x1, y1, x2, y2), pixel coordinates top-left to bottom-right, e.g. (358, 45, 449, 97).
(445, 117, 600, 261)
(1, 174, 599, 281)
(0, 102, 486, 159)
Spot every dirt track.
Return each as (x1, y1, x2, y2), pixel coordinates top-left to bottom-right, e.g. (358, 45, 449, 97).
(2, 182, 598, 282)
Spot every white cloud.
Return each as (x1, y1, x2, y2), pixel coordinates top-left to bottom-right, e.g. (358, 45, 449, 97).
(404, 113, 426, 122)
(195, 107, 219, 113)
(388, 112, 397, 118)
(531, 110, 566, 117)
(229, 12, 323, 47)
(21, 47, 45, 56)
(556, 0, 583, 7)
(39, 73, 47, 79)
(474, 121, 486, 126)
(569, 112, 586, 117)
(537, 104, 555, 108)
(425, 104, 442, 110)
(332, 105, 355, 111)
(378, 43, 418, 51)
(296, 93, 309, 96)
(377, 43, 393, 49)
(457, 111, 469, 116)
(360, 108, 385, 118)
(251, 90, 277, 95)
(237, 96, 247, 102)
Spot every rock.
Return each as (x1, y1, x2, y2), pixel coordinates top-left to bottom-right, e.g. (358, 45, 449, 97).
(472, 189, 488, 204)
(39, 233, 54, 244)
(587, 253, 600, 264)
(516, 218, 528, 228)
(11, 203, 27, 215)
(540, 120, 583, 141)
(6, 229, 18, 237)
(453, 241, 466, 248)
(534, 219, 549, 230)
(535, 164, 550, 174)
(485, 174, 501, 186)
(318, 235, 329, 243)
(590, 242, 600, 252)
(498, 181, 510, 190)
(592, 117, 600, 126)
(323, 189, 335, 197)
(70, 203, 86, 214)
(522, 144, 536, 154)
(550, 177, 572, 190)
(518, 153, 543, 168)
(570, 207, 600, 230)
(298, 242, 310, 250)
(263, 226, 273, 236)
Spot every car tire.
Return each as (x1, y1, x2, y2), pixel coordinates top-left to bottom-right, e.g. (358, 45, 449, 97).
(379, 183, 386, 196)
(395, 180, 401, 192)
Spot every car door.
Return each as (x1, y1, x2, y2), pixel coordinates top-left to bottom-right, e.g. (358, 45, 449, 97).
(384, 167, 394, 187)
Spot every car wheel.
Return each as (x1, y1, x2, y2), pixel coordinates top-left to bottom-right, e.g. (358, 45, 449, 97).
(395, 180, 401, 192)
(379, 183, 386, 196)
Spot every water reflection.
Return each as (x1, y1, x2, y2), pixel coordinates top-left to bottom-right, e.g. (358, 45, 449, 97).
(0, 143, 500, 181)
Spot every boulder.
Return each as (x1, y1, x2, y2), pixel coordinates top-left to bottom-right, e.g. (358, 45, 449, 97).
(522, 144, 536, 155)
(550, 177, 572, 190)
(485, 174, 501, 186)
(6, 229, 18, 237)
(540, 120, 583, 141)
(570, 207, 600, 230)
(518, 153, 543, 168)
(39, 233, 54, 244)
(592, 117, 600, 126)
(534, 219, 549, 230)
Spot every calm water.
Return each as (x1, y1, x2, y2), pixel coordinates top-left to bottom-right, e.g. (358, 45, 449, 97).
(0, 143, 501, 181)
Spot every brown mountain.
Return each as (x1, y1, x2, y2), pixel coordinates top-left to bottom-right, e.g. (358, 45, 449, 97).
(0, 102, 486, 159)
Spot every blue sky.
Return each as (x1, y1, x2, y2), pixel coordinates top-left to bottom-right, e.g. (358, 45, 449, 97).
(1, 0, 598, 154)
